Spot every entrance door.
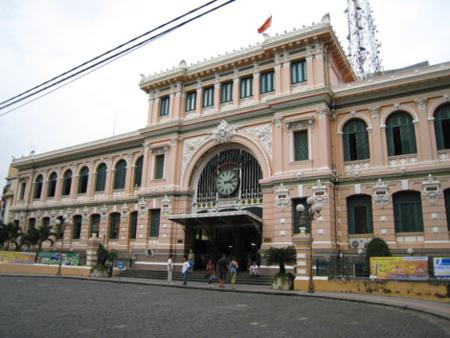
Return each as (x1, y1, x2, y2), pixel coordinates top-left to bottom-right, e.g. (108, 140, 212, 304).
(189, 226, 260, 271)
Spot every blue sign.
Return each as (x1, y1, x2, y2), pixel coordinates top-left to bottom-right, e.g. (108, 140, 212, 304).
(433, 257, 450, 279)
(117, 260, 126, 271)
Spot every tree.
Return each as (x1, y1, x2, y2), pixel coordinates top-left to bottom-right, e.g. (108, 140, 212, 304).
(21, 224, 57, 263)
(264, 246, 296, 274)
(21, 228, 40, 252)
(0, 222, 22, 250)
(96, 244, 118, 276)
(365, 237, 391, 276)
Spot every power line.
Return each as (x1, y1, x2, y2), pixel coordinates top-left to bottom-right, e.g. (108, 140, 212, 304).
(0, 0, 235, 112)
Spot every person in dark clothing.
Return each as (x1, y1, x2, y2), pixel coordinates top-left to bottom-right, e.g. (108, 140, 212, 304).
(216, 254, 228, 288)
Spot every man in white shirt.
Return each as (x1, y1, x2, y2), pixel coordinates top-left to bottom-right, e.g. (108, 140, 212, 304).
(167, 255, 174, 285)
(181, 256, 190, 286)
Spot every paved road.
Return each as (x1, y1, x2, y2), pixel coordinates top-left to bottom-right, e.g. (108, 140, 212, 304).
(0, 276, 448, 338)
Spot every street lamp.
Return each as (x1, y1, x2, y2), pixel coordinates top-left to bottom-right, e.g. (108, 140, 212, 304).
(55, 216, 71, 276)
(296, 196, 323, 294)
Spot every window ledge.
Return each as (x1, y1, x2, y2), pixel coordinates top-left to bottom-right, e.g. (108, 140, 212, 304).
(290, 159, 312, 164)
(344, 159, 370, 165)
(388, 154, 417, 160)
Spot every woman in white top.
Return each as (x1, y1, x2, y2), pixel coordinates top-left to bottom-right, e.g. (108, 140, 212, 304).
(167, 256, 173, 285)
(181, 256, 190, 286)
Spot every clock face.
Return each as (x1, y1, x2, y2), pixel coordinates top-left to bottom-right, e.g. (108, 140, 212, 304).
(216, 169, 239, 196)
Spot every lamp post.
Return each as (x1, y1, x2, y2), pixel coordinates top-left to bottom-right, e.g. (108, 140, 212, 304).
(55, 216, 71, 276)
(296, 196, 323, 294)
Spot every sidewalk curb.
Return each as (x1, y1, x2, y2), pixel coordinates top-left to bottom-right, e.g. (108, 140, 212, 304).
(1, 273, 449, 321)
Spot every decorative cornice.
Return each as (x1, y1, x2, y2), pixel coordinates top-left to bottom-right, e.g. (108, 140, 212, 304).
(139, 19, 335, 87)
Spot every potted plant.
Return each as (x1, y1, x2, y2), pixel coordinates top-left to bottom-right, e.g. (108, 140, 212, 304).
(265, 246, 296, 290)
(92, 244, 118, 277)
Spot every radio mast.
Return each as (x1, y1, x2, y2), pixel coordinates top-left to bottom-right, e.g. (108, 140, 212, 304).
(345, 0, 382, 79)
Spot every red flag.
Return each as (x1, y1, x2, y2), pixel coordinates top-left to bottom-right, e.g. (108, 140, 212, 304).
(257, 16, 272, 34)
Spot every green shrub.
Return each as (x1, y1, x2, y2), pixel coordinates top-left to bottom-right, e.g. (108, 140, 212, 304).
(264, 246, 296, 274)
(364, 237, 391, 276)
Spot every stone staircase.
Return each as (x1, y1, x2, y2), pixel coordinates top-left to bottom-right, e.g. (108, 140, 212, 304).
(119, 269, 273, 286)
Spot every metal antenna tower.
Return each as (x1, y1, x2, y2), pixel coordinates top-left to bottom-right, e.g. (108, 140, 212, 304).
(345, 0, 382, 79)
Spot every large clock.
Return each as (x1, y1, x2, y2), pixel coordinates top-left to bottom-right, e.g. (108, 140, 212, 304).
(216, 169, 239, 196)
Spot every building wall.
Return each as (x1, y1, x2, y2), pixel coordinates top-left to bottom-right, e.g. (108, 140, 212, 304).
(4, 24, 450, 260)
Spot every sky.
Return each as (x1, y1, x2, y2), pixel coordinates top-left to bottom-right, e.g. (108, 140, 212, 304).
(0, 0, 449, 187)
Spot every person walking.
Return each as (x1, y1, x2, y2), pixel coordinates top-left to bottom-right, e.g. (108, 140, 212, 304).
(181, 256, 190, 286)
(216, 254, 228, 288)
(229, 256, 239, 289)
(167, 255, 174, 285)
(188, 249, 195, 272)
(206, 259, 215, 287)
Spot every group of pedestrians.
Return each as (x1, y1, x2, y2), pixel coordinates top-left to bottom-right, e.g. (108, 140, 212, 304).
(167, 253, 240, 288)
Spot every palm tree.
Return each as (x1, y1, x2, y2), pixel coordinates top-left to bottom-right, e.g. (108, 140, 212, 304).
(264, 246, 296, 275)
(32, 224, 57, 263)
(21, 227, 39, 252)
(0, 222, 22, 250)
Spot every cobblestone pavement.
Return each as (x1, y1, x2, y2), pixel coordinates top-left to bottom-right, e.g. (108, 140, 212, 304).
(0, 276, 449, 338)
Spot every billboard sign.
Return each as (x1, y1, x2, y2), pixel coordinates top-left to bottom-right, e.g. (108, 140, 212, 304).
(370, 256, 429, 280)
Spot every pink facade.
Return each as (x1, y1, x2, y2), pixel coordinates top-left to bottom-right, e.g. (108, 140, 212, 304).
(3, 20, 450, 271)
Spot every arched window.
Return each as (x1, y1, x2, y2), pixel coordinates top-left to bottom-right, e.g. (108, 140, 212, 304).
(33, 175, 43, 199)
(114, 160, 127, 190)
(42, 217, 50, 227)
(72, 215, 82, 239)
(434, 104, 450, 150)
(62, 170, 72, 196)
(89, 214, 101, 238)
(347, 195, 373, 234)
(393, 191, 423, 233)
(56, 216, 64, 240)
(134, 156, 143, 187)
(343, 119, 370, 161)
(386, 111, 417, 156)
(130, 211, 138, 239)
(109, 213, 121, 239)
(445, 189, 450, 231)
(28, 218, 36, 230)
(47, 172, 57, 197)
(95, 163, 107, 192)
(78, 166, 89, 194)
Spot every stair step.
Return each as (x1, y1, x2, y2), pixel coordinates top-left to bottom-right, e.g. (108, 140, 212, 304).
(119, 269, 272, 285)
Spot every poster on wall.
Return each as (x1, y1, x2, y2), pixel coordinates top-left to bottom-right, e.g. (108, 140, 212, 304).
(38, 252, 80, 266)
(0, 251, 35, 264)
(433, 257, 450, 279)
(0, 251, 80, 266)
(370, 256, 429, 280)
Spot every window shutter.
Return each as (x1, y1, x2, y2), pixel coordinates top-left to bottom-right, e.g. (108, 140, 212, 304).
(445, 189, 450, 231)
(96, 164, 106, 192)
(347, 195, 373, 234)
(394, 191, 423, 232)
(343, 133, 351, 161)
(356, 129, 370, 160)
(386, 125, 395, 156)
(150, 209, 161, 237)
(294, 130, 308, 161)
(348, 203, 356, 234)
(155, 155, 165, 179)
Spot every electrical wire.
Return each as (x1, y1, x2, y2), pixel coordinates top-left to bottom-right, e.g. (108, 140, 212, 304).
(0, 0, 235, 113)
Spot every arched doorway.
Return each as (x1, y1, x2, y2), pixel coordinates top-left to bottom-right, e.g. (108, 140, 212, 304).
(170, 146, 263, 270)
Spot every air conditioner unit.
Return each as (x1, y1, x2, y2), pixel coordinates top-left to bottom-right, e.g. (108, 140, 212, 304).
(350, 239, 366, 249)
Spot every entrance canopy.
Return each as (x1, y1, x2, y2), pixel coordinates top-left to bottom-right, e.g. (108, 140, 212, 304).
(168, 210, 262, 231)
